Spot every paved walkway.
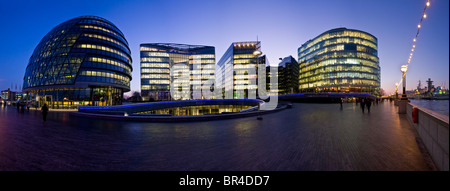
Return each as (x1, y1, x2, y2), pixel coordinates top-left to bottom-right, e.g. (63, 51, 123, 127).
(0, 101, 432, 170)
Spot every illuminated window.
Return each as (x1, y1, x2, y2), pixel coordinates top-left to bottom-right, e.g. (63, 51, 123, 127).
(298, 28, 379, 95)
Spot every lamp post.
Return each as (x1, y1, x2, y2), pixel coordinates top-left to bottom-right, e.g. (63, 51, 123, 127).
(400, 65, 408, 100)
(253, 50, 262, 57)
(253, 47, 262, 98)
(253, 45, 263, 120)
(398, 65, 408, 114)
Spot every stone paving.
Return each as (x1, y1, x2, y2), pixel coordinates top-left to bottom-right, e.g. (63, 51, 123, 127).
(0, 101, 432, 170)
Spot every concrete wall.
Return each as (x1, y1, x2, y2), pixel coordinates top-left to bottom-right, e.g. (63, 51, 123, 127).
(406, 103, 449, 171)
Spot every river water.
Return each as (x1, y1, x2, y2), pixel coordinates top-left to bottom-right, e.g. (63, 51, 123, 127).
(409, 99, 449, 116)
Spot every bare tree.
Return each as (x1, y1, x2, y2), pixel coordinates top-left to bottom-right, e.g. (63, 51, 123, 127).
(128, 91, 142, 102)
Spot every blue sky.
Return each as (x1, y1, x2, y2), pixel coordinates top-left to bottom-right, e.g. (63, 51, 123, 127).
(0, 0, 448, 95)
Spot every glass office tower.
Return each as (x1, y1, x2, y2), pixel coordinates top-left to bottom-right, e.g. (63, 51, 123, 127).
(298, 28, 380, 96)
(278, 56, 299, 95)
(216, 41, 262, 99)
(140, 43, 215, 101)
(23, 16, 132, 108)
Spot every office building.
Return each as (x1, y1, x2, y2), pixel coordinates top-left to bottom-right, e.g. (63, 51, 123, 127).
(278, 56, 299, 95)
(140, 43, 215, 101)
(216, 41, 263, 99)
(298, 28, 380, 96)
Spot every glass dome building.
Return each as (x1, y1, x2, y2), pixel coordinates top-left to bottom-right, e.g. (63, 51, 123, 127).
(23, 16, 132, 108)
(298, 28, 380, 96)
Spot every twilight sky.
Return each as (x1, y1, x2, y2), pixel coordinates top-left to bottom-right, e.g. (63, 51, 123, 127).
(0, 0, 448, 95)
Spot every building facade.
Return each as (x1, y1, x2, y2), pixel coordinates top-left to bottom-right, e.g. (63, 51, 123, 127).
(298, 28, 380, 96)
(278, 56, 299, 95)
(140, 43, 215, 101)
(1, 89, 17, 101)
(263, 56, 279, 96)
(23, 16, 132, 108)
(216, 41, 263, 99)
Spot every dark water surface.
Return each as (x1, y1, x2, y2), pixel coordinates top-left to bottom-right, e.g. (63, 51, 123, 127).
(0, 101, 430, 170)
(410, 99, 449, 116)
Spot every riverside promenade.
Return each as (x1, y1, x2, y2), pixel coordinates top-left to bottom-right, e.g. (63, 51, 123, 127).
(0, 101, 433, 171)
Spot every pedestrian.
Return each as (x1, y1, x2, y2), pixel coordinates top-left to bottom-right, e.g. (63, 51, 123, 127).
(20, 103, 25, 113)
(360, 98, 365, 113)
(340, 98, 343, 110)
(366, 98, 372, 113)
(42, 104, 49, 122)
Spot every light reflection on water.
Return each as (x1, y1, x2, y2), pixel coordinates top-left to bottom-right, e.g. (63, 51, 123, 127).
(410, 99, 449, 116)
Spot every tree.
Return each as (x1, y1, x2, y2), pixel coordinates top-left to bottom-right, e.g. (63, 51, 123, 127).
(128, 91, 142, 102)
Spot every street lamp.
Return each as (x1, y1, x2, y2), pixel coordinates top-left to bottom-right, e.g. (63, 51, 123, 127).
(400, 65, 408, 100)
(253, 50, 262, 56)
(253, 45, 263, 120)
(253, 47, 263, 98)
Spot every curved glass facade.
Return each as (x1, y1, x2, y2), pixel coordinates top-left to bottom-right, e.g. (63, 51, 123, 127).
(23, 16, 132, 108)
(297, 28, 380, 96)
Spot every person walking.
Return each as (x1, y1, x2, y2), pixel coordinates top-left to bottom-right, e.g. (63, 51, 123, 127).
(340, 98, 344, 110)
(366, 98, 372, 113)
(20, 103, 25, 113)
(360, 98, 365, 113)
(42, 104, 49, 122)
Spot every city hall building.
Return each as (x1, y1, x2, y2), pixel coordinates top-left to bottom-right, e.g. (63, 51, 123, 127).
(22, 16, 132, 108)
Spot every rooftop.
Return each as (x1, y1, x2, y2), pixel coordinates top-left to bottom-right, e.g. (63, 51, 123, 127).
(140, 43, 214, 52)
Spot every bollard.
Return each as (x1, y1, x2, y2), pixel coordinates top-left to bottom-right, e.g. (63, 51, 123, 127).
(412, 107, 418, 123)
(257, 103, 262, 120)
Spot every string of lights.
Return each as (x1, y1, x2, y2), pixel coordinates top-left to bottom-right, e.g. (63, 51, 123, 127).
(395, 0, 430, 94)
(408, 0, 430, 66)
